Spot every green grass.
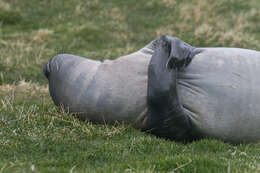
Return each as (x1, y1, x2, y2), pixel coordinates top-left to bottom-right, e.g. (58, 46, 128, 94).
(0, 0, 260, 172)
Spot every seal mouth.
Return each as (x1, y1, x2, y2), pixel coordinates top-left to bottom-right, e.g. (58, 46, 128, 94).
(43, 61, 51, 79)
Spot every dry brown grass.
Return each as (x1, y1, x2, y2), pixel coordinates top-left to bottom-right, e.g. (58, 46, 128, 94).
(156, 0, 260, 49)
(184, 1, 259, 47)
(0, 0, 10, 11)
(0, 80, 48, 98)
(31, 29, 54, 42)
(160, 0, 177, 6)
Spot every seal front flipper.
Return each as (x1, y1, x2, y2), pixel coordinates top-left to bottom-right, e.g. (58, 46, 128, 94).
(143, 35, 198, 141)
(164, 35, 196, 70)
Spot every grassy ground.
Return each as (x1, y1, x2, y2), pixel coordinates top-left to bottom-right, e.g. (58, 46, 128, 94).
(0, 0, 260, 172)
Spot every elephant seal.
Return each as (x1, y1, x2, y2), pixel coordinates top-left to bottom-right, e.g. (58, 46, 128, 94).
(43, 35, 260, 143)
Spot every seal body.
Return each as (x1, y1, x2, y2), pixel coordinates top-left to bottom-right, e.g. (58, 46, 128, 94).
(44, 36, 260, 143)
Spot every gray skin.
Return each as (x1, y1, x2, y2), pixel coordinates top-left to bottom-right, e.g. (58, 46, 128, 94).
(43, 35, 260, 143)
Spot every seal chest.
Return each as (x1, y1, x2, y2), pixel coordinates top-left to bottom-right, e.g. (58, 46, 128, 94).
(179, 48, 260, 142)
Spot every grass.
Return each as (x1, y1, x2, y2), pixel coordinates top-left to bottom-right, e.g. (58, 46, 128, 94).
(0, 0, 260, 172)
